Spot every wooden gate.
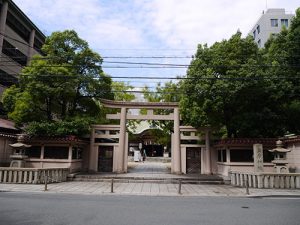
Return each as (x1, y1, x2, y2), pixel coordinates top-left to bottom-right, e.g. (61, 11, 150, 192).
(98, 146, 113, 172)
(186, 147, 201, 173)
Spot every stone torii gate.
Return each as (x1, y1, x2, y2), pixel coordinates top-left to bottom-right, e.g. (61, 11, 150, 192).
(89, 99, 212, 174)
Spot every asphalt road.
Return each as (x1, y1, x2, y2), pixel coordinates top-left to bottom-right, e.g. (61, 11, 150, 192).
(0, 192, 300, 225)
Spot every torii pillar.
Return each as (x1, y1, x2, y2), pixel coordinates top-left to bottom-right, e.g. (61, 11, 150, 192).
(117, 107, 127, 173)
(172, 107, 181, 174)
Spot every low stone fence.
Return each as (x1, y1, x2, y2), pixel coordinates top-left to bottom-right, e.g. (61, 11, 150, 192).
(0, 167, 69, 184)
(230, 171, 300, 189)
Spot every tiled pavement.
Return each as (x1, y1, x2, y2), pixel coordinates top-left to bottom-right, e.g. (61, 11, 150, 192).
(1, 182, 300, 197)
(1, 161, 300, 197)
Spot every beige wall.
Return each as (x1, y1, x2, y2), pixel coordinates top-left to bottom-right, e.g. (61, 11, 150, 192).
(217, 163, 275, 177)
(287, 143, 300, 173)
(26, 160, 83, 173)
(210, 148, 218, 174)
(0, 136, 14, 166)
(23, 141, 88, 172)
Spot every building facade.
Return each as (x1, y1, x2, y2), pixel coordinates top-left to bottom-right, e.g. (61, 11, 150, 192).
(1, 100, 300, 180)
(249, 8, 294, 48)
(0, 0, 45, 100)
(0, 0, 45, 170)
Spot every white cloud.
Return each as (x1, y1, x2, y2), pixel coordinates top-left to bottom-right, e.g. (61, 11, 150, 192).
(14, 0, 145, 50)
(14, 0, 299, 50)
(12, 0, 300, 86)
(136, 0, 299, 48)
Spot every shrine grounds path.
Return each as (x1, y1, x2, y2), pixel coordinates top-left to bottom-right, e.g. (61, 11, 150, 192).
(1, 161, 300, 197)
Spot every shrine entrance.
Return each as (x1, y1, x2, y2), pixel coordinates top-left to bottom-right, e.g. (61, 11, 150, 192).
(186, 147, 201, 174)
(98, 146, 113, 172)
(89, 99, 213, 175)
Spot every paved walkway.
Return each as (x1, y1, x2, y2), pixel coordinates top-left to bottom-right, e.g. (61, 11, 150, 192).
(1, 161, 300, 197)
(1, 182, 300, 197)
(128, 161, 170, 174)
(85, 161, 220, 180)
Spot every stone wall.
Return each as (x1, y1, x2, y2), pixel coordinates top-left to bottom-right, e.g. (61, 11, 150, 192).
(0, 167, 69, 184)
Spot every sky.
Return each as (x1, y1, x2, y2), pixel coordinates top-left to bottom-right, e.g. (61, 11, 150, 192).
(13, 0, 299, 90)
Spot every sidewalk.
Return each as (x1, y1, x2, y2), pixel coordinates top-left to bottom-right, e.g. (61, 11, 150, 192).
(1, 182, 300, 197)
(1, 161, 300, 197)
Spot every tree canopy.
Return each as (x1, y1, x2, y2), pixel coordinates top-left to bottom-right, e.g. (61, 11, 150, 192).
(180, 8, 300, 138)
(2, 30, 113, 136)
(141, 81, 181, 147)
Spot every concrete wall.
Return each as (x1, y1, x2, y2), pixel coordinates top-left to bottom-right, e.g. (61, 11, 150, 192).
(249, 8, 294, 47)
(0, 136, 13, 166)
(26, 160, 82, 173)
(217, 162, 274, 177)
(286, 143, 300, 173)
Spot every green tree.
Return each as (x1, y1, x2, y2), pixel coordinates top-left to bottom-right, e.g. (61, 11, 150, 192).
(112, 81, 135, 101)
(263, 8, 300, 135)
(2, 30, 113, 136)
(181, 32, 284, 138)
(141, 81, 182, 147)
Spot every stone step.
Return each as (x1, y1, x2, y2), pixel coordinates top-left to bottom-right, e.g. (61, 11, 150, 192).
(128, 156, 171, 163)
(69, 174, 224, 184)
(71, 178, 224, 184)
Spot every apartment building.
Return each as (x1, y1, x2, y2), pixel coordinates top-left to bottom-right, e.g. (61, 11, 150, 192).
(0, 0, 45, 99)
(249, 8, 294, 48)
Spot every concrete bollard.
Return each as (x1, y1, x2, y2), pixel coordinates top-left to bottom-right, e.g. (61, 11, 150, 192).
(178, 179, 182, 195)
(111, 178, 114, 193)
(44, 175, 48, 191)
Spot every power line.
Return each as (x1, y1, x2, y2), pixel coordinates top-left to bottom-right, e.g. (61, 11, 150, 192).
(1, 62, 300, 69)
(2, 73, 300, 83)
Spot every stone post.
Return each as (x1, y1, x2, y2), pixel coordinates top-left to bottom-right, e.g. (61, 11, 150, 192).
(253, 144, 264, 172)
(123, 132, 129, 172)
(171, 133, 174, 173)
(226, 148, 230, 163)
(68, 145, 72, 161)
(118, 107, 127, 173)
(204, 129, 212, 174)
(89, 127, 97, 172)
(172, 107, 181, 174)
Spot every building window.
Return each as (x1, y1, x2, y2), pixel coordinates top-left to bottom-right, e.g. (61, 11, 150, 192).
(230, 149, 253, 162)
(25, 146, 41, 158)
(44, 146, 69, 159)
(256, 25, 260, 34)
(263, 150, 273, 163)
(281, 19, 288, 27)
(257, 39, 261, 48)
(271, 19, 278, 27)
(253, 30, 256, 39)
(0, 69, 18, 86)
(34, 37, 44, 54)
(6, 11, 30, 42)
(2, 40, 28, 66)
(72, 147, 83, 160)
(218, 150, 226, 162)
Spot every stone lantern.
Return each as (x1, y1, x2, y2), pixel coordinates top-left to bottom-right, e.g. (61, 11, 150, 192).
(269, 140, 291, 173)
(9, 134, 31, 168)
